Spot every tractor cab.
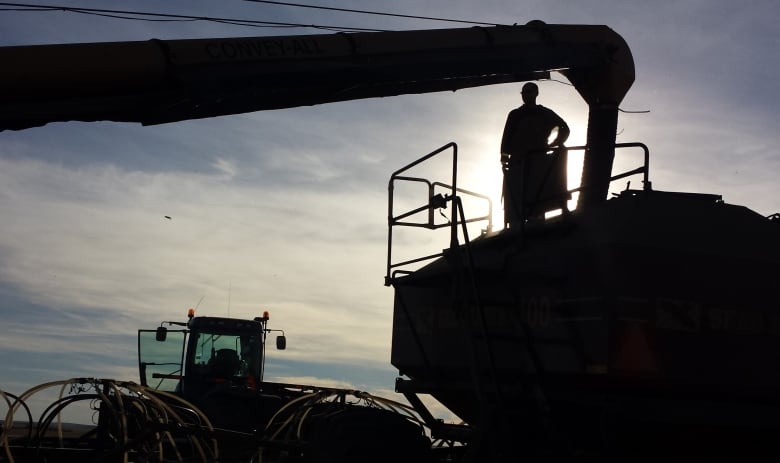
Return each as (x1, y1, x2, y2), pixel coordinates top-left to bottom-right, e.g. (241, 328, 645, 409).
(138, 310, 286, 398)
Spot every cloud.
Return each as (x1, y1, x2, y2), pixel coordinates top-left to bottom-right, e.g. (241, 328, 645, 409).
(0, 147, 404, 390)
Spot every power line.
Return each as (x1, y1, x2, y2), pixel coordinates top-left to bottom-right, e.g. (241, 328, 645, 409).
(0, 2, 388, 32)
(241, 0, 503, 27)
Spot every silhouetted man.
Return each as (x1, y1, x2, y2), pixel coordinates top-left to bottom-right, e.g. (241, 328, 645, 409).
(500, 82, 570, 227)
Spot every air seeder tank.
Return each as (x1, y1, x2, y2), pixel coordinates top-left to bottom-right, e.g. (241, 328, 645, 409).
(388, 148, 780, 458)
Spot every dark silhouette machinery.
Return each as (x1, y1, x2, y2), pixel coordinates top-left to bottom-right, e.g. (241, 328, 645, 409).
(136, 311, 431, 462)
(2, 20, 780, 461)
(387, 144, 780, 460)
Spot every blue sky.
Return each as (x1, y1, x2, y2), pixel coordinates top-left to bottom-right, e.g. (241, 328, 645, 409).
(1, 0, 779, 423)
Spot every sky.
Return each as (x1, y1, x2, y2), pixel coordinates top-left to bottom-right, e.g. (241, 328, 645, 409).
(1, 0, 779, 424)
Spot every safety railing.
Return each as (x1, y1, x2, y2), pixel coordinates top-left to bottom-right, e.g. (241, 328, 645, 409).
(510, 142, 651, 225)
(385, 142, 493, 285)
(568, 142, 652, 195)
(385, 141, 651, 284)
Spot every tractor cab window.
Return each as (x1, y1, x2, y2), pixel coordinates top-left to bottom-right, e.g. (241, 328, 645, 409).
(188, 330, 261, 380)
(138, 328, 186, 392)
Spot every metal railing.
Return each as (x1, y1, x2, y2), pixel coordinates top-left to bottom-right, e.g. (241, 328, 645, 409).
(567, 142, 651, 195)
(385, 142, 493, 285)
(385, 141, 651, 284)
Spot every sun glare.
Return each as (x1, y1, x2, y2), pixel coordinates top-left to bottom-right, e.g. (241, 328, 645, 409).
(457, 132, 588, 226)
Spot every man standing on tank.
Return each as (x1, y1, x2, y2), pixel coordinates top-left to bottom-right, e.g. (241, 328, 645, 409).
(500, 82, 570, 228)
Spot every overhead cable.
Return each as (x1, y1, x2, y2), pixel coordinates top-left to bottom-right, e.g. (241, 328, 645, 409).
(0, 2, 387, 32)
(240, 0, 503, 27)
